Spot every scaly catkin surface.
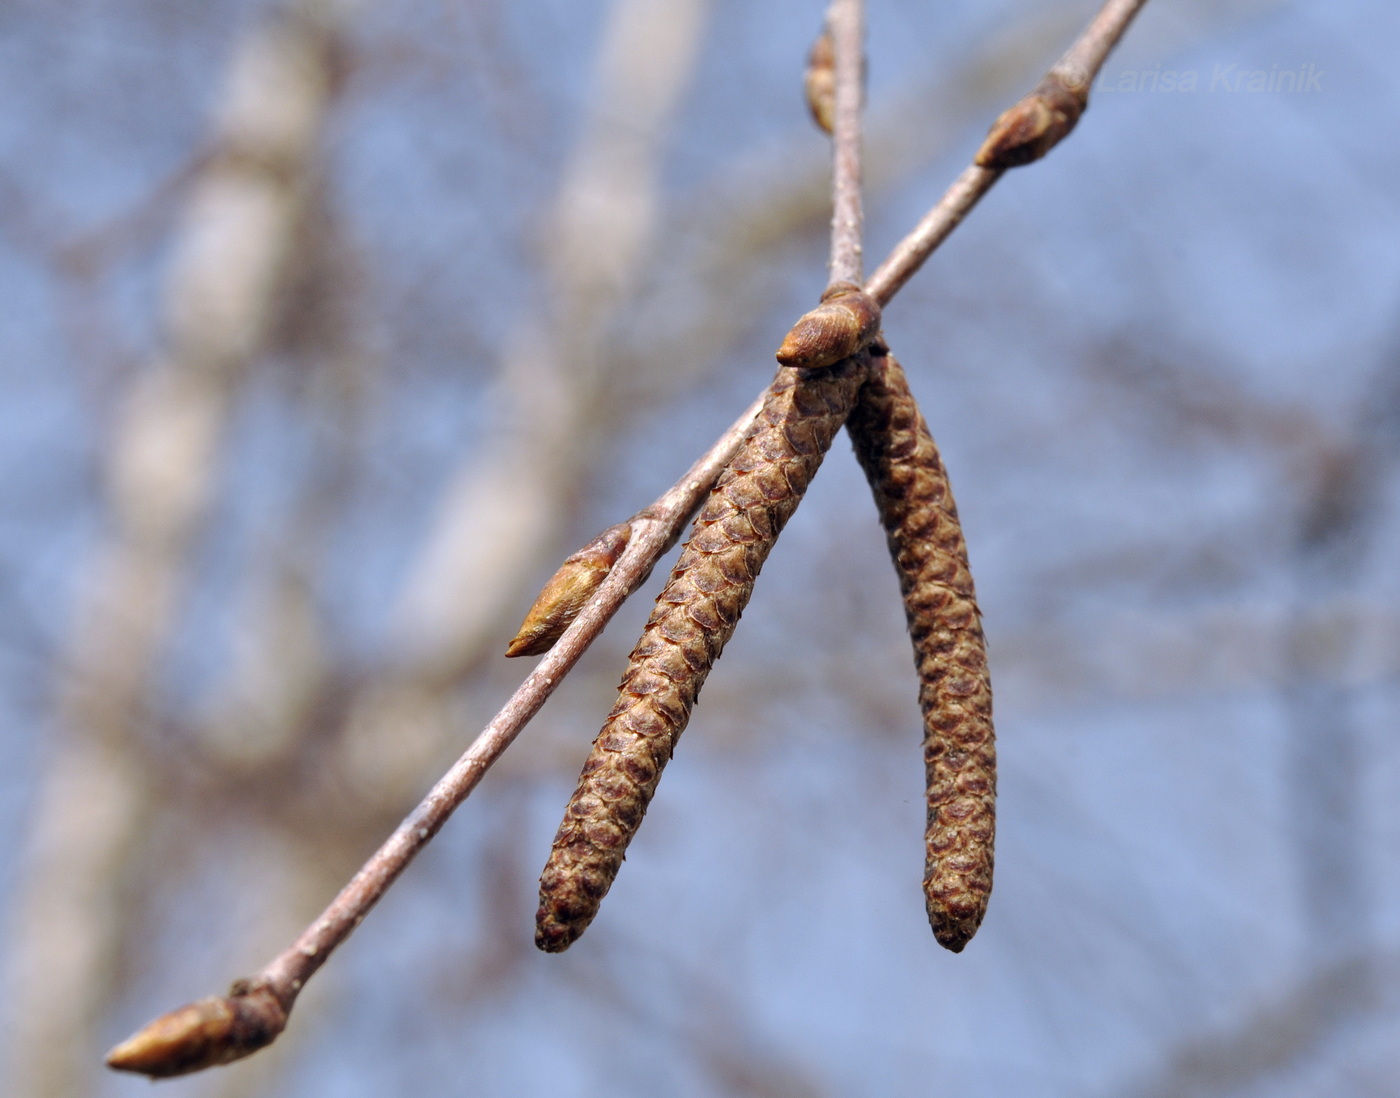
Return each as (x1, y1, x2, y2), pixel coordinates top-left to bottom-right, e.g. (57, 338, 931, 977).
(536, 356, 867, 952)
(846, 348, 995, 952)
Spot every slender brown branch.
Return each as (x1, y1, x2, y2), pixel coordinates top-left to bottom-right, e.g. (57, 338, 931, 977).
(865, 0, 1149, 305)
(269, 389, 761, 975)
(827, 0, 866, 287)
(1054, 0, 1151, 90)
(865, 164, 1000, 306)
(106, 393, 764, 1078)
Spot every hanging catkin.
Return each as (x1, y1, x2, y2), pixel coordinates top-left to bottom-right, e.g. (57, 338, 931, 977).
(846, 346, 995, 952)
(535, 355, 867, 952)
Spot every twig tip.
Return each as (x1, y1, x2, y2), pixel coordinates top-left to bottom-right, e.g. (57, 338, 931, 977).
(105, 985, 287, 1079)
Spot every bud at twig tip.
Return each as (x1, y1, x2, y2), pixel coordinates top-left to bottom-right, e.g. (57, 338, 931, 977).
(105, 985, 287, 1078)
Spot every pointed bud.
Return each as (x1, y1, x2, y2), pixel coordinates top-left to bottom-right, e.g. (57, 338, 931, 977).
(506, 523, 631, 657)
(975, 74, 1086, 169)
(775, 282, 881, 371)
(105, 985, 287, 1078)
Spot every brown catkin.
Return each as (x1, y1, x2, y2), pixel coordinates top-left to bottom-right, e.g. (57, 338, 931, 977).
(536, 355, 868, 952)
(846, 347, 995, 952)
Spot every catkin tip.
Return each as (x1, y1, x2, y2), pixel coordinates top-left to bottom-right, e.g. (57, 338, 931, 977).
(931, 922, 972, 953)
(927, 893, 986, 953)
(533, 915, 580, 953)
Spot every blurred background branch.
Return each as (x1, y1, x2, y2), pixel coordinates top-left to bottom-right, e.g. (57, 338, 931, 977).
(6, 5, 348, 1095)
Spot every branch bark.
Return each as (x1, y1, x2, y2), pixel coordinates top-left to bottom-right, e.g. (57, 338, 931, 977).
(827, 0, 867, 287)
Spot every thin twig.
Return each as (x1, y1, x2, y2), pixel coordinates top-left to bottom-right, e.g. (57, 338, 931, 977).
(1054, 0, 1152, 91)
(865, 164, 999, 306)
(827, 0, 866, 287)
(865, 0, 1149, 305)
(774, 0, 878, 371)
(105, 393, 764, 1078)
(263, 432, 763, 990)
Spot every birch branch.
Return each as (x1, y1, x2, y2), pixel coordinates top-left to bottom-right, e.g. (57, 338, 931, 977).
(108, 0, 1154, 1077)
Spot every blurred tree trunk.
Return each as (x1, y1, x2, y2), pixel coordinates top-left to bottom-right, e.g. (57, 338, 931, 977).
(4, 5, 345, 1094)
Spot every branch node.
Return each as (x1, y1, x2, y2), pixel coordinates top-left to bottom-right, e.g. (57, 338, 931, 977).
(775, 283, 881, 371)
(974, 73, 1087, 170)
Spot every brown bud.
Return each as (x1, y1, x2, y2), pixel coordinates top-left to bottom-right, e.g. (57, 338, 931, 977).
(105, 984, 287, 1078)
(975, 73, 1086, 169)
(507, 523, 632, 657)
(804, 25, 836, 134)
(847, 348, 995, 953)
(775, 282, 882, 371)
